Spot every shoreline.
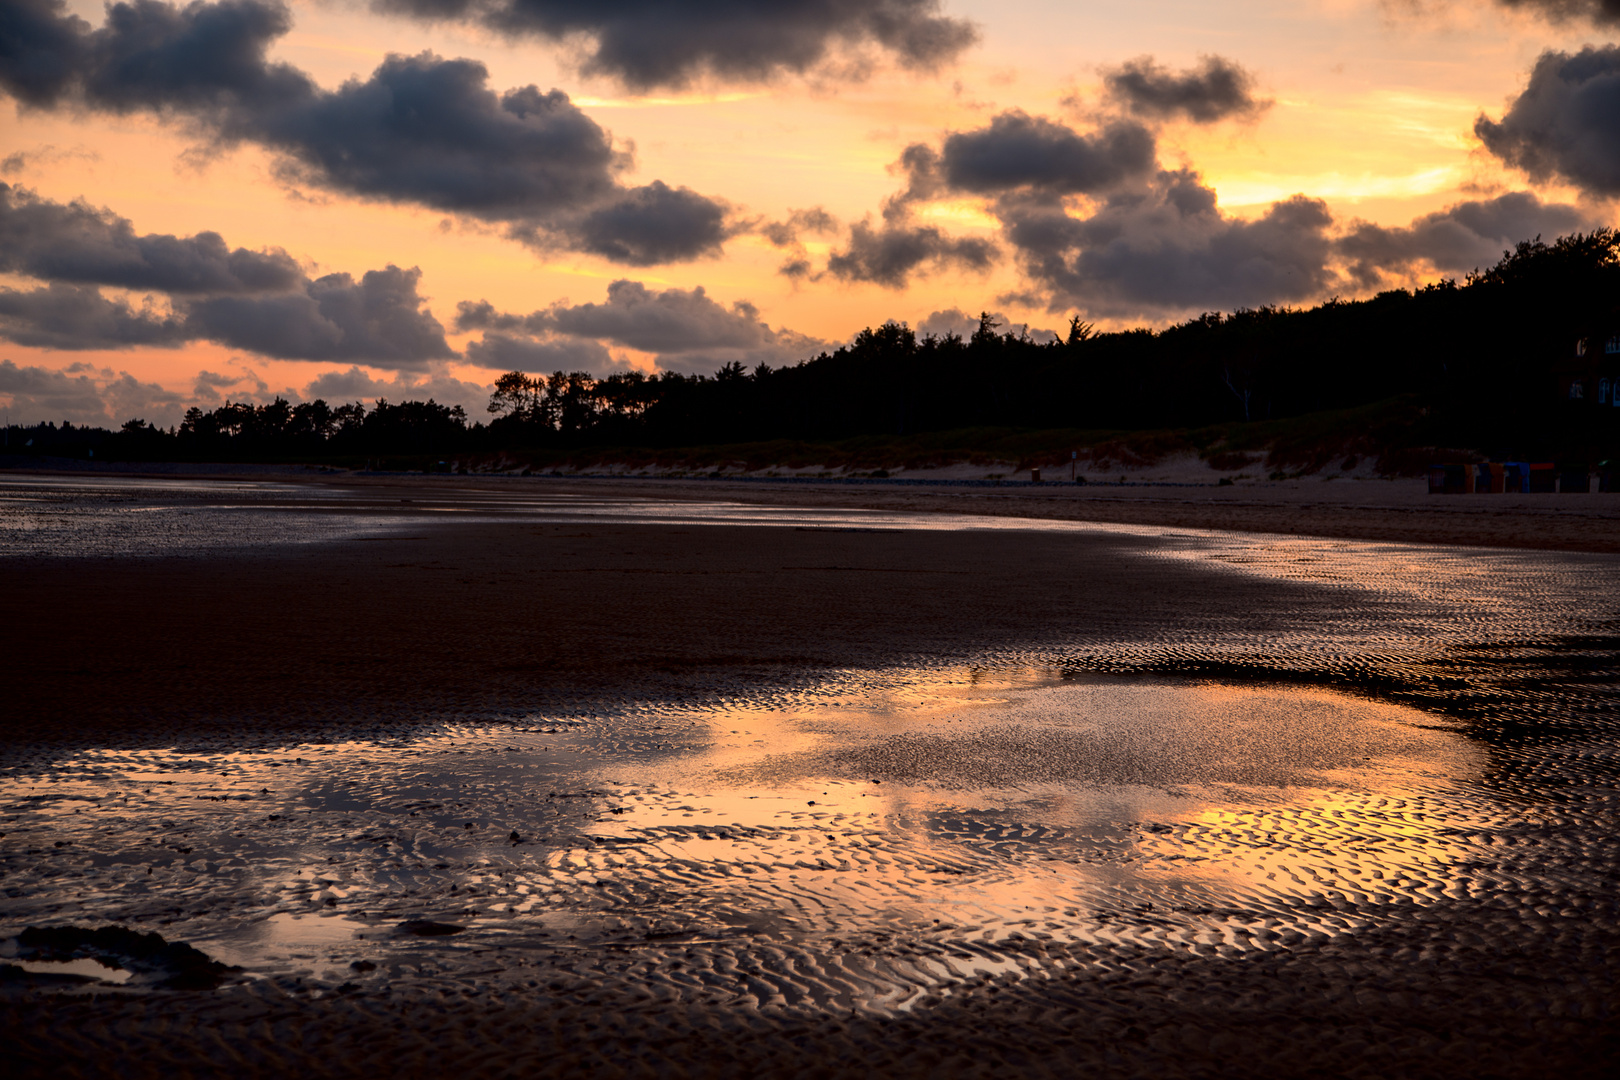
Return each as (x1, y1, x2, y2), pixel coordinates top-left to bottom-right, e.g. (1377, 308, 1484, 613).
(3, 474, 1615, 751)
(7, 464, 1620, 553)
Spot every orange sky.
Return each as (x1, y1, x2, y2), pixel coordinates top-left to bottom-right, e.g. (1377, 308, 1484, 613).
(1, 0, 1613, 425)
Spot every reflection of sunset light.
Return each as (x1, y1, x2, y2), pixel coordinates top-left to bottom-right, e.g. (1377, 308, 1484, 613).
(13, 510, 1588, 1009)
(0, 658, 1531, 1009)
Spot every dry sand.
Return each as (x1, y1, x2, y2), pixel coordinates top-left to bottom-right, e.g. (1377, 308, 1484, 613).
(2, 473, 1618, 1078)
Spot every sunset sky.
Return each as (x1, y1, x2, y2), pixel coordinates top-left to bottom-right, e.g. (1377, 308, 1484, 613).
(2, 0, 1618, 427)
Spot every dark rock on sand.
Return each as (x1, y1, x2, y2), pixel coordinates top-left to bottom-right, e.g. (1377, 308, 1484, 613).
(16, 926, 235, 990)
(397, 921, 466, 937)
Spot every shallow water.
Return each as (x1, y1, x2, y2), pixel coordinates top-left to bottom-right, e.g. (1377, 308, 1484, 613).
(0, 666, 1582, 1012)
(1, 475, 1617, 1039)
(0, 471, 1457, 557)
(2, 472, 1092, 558)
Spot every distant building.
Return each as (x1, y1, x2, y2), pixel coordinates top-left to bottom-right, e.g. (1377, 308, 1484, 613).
(1556, 334, 1620, 408)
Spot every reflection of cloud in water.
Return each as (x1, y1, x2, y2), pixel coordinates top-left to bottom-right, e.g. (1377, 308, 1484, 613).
(722, 679, 1477, 792)
(0, 667, 1505, 1011)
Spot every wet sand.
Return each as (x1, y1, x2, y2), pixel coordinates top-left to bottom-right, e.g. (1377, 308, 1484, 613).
(2, 475, 1618, 1077)
(608, 473, 1620, 554)
(1, 517, 1359, 746)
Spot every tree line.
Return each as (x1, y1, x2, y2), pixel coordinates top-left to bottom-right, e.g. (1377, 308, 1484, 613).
(5, 230, 1618, 465)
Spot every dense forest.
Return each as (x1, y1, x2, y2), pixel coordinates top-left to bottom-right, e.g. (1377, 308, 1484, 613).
(6, 231, 1620, 471)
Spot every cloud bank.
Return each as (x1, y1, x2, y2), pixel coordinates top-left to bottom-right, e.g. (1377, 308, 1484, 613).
(823, 220, 997, 288)
(897, 113, 1158, 200)
(0, 0, 731, 263)
(0, 356, 490, 428)
(915, 307, 1058, 342)
(456, 279, 829, 374)
(0, 185, 456, 366)
(365, 0, 979, 89)
(0, 283, 190, 350)
(838, 95, 1594, 317)
(1338, 191, 1593, 286)
(0, 181, 301, 293)
(999, 170, 1340, 316)
(0, 358, 187, 426)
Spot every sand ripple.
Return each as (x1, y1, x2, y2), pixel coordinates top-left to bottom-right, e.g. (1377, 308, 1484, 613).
(2, 481, 1617, 1077)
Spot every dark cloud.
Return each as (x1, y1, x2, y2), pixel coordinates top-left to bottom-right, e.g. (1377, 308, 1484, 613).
(762, 207, 840, 279)
(79, 0, 309, 114)
(1337, 191, 1591, 286)
(0, 358, 186, 425)
(247, 55, 626, 219)
(996, 169, 1337, 316)
(0, 360, 110, 423)
(915, 306, 990, 338)
(834, 103, 1593, 319)
(914, 307, 1057, 342)
(186, 266, 455, 369)
(900, 112, 1157, 198)
(458, 279, 827, 374)
(545, 280, 814, 355)
(762, 207, 839, 247)
(366, 0, 978, 89)
(1475, 46, 1620, 197)
(1493, 0, 1620, 28)
(190, 366, 266, 403)
(571, 181, 730, 265)
(825, 219, 997, 288)
(0, 283, 190, 349)
(0, 182, 303, 293)
(0, 242, 453, 369)
(301, 364, 491, 414)
(0, 355, 486, 428)
(0, 0, 731, 264)
(830, 109, 1161, 292)
(0, 180, 456, 366)
(452, 299, 526, 334)
(1102, 56, 1270, 124)
(868, 112, 1339, 314)
(463, 333, 619, 375)
(0, 0, 87, 106)
(99, 366, 191, 420)
(0, 0, 307, 116)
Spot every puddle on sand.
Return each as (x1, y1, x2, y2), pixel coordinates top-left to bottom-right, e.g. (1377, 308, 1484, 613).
(6, 957, 133, 984)
(0, 668, 1508, 1012)
(251, 912, 367, 949)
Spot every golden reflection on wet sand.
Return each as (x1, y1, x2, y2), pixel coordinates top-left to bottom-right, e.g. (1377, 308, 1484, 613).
(0, 668, 1498, 1008)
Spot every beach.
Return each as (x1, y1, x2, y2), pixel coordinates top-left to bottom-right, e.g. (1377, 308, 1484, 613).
(2, 473, 1617, 1077)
